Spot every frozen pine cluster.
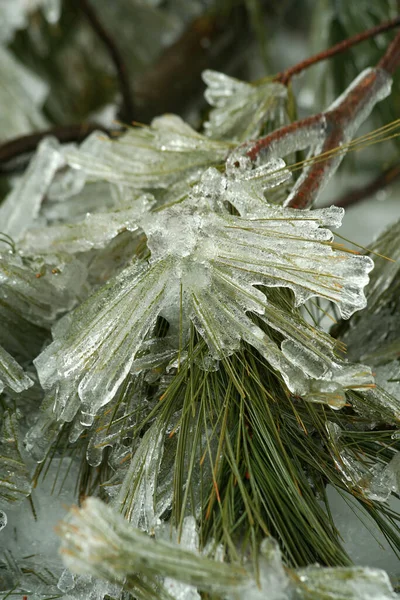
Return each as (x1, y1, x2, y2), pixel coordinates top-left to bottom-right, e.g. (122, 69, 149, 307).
(0, 29, 400, 600)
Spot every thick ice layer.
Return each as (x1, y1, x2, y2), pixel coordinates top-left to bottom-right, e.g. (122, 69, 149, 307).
(115, 419, 166, 531)
(326, 422, 399, 503)
(67, 115, 231, 189)
(0, 253, 86, 327)
(35, 259, 173, 416)
(202, 70, 287, 141)
(58, 499, 397, 600)
(34, 165, 374, 417)
(0, 137, 64, 242)
(22, 196, 153, 255)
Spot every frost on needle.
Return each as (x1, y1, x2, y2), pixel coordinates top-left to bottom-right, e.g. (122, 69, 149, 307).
(33, 155, 374, 422)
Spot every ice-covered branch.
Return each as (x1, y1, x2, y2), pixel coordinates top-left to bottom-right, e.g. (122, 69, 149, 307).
(245, 31, 400, 209)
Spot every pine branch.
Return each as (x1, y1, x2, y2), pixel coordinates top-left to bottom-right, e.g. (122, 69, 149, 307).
(245, 30, 400, 209)
(274, 15, 400, 86)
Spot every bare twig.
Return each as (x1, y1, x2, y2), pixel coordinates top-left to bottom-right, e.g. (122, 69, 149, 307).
(378, 28, 400, 74)
(274, 15, 400, 86)
(245, 29, 400, 209)
(0, 123, 111, 172)
(76, 0, 135, 122)
(327, 163, 400, 209)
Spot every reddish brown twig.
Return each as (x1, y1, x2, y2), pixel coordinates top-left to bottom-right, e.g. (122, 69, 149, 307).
(0, 123, 111, 172)
(327, 163, 400, 209)
(244, 29, 400, 210)
(274, 15, 400, 86)
(378, 28, 400, 73)
(77, 0, 135, 123)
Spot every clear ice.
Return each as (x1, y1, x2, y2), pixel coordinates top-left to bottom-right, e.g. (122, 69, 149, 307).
(28, 156, 375, 425)
(0, 52, 398, 600)
(202, 69, 288, 141)
(58, 498, 398, 600)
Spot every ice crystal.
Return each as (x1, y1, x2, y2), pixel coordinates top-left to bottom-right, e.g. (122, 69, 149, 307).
(1, 50, 398, 600)
(115, 418, 166, 531)
(202, 70, 288, 141)
(58, 498, 397, 600)
(0, 344, 33, 394)
(67, 115, 232, 189)
(0, 137, 64, 241)
(326, 422, 400, 502)
(22, 194, 153, 255)
(33, 161, 374, 420)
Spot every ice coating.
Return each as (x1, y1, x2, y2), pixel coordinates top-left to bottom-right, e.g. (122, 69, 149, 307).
(284, 68, 392, 208)
(228, 68, 392, 210)
(202, 69, 288, 141)
(34, 259, 172, 417)
(33, 163, 374, 417)
(66, 114, 231, 189)
(58, 499, 398, 600)
(59, 497, 251, 593)
(162, 517, 202, 600)
(115, 419, 166, 531)
(0, 137, 64, 242)
(0, 343, 33, 394)
(0, 14, 399, 600)
(0, 412, 31, 505)
(326, 422, 400, 503)
(21, 195, 153, 255)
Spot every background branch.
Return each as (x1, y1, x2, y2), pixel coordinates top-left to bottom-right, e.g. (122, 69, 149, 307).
(274, 15, 400, 85)
(246, 28, 400, 209)
(326, 163, 400, 209)
(0, 123, 112, 173)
